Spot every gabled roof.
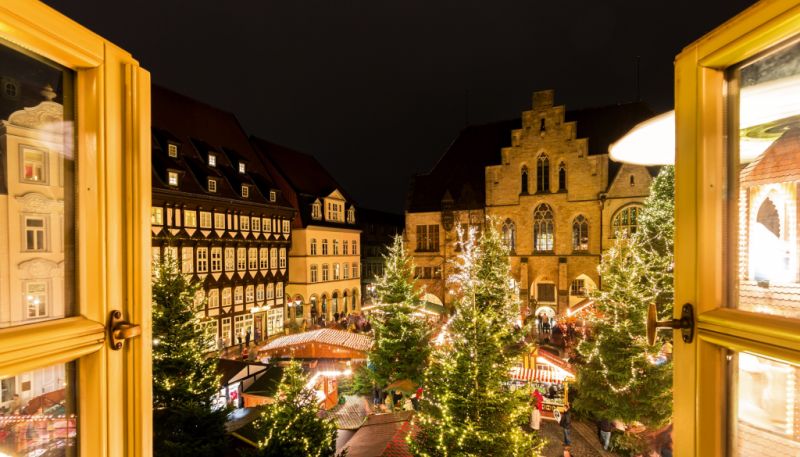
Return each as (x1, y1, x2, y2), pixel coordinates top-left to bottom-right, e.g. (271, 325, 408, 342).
(740, 128, 800, 186)
(251, 136, 359, 229)
(150, 85, 293, 210)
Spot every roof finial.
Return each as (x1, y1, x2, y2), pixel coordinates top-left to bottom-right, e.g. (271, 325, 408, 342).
(41, 84, 56, 101)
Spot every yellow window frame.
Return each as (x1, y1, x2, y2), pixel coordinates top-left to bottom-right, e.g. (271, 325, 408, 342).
(0, 1, 151, 456)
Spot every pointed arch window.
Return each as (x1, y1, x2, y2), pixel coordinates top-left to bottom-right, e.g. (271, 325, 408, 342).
(502, 219, 516, 252)
(612, 205, 641, 237)
(521, 166, 529, 194)
(533, 204, 554, 252)
(537, 154, 550, 193)
(558, 162, 566, 191)
(572, 215, 589, 251)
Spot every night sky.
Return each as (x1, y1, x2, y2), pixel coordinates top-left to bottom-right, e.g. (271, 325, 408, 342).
(45, 0, 757, 213)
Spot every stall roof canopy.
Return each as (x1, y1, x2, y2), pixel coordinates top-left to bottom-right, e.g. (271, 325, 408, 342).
(242, 365, 285, 398)
(263, 329, 374, 353)
(343, 411, 414, 457)
(216, 359, 251, 386)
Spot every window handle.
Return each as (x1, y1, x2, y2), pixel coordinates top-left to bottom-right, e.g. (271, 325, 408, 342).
(109, 310, 143, 350)
(647, 303, 694, 346)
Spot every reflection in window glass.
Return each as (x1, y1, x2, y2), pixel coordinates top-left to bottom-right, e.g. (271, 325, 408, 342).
(0, 39, 75, 328)
(732, 39, 800, 318)
(737, 353, 800, 456)
(0, 362, 77, 456)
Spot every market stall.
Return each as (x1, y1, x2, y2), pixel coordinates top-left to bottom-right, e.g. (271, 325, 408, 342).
(510, 350, 575, 419)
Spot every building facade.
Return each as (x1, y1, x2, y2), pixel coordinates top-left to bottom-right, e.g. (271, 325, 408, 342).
(151, 86, 295, 348)
(251, 138, 362, 326)
(406, 90, 656, 317)
(358, 208, 404, 306)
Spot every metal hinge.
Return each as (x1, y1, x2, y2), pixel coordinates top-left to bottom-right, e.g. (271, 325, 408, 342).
(647, 302, 694, 346)
(108, 310, 142, 350)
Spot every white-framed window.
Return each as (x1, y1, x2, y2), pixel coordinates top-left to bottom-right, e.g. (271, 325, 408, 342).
(208, 289, 219, 308)
(343, 263, 350, 279)
(263, 217, 271, 233)
(224, 247, 235, 271)
(276, 282, 284, 299)
(151, 207, 163, 225)
(248, 248, 258, 270)
(246, 285, 254, 303)
(353, 262, 358, 277)
(23, 215, 47, 251)
(252, 217, 261, 232)
(326, 201, 343, 222)
(221, 317, 232, 344)
(334, 263, 340, 280)
(237, 247, 246, 271)
(234, 315, 253, 343)
(167, 143, 178, 157)
(214, 212, 225, 230)
(269, 190, 276, 202)
(208, 179, 217, 193)
(310, 265, 318, 283)
(333, 240, 339, 255)
(312, 201, 322, 219)
(234, 286, 243, 304)
(241, 185, 249, 198)
(208, 153, 216, 167)
(347, 207, 355, 224)
(322, 239, 329, 255)
(181, 247, 193, 273)
(322, 264, 329, 282)
(256, 284, 265, 302)
(260, 248, 269, 269)
(210, 247, 222, 272)
(352, 240, 358, 255)
(199, 211, 212, 228)
(240, 215, 250, 231)
(184, 210, 196, 227)
(270, 248, 278, 269)
(168, 171, 178, 186)
(343, 240, 348, 256)
(267, 283, 275, 300)
(20, 146, 47, 184)
(239, 162, 246, 173)
(570, 278, 587, 297)
(222, 288, 232, 307)
(24, 281, 48, 319)
(196, 248, 208, 273)
(310, 239, 317, 255)
(282, 220, 290, 234)
(279, 248, 286, 269)
(165, 246, 178, 263)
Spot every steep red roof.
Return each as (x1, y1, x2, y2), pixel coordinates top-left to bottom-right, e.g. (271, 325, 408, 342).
(740, 128, 800, 186)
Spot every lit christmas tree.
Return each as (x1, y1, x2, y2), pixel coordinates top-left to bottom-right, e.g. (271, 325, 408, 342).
(370, 235, 433, 387)
(410, 223, 544, 457)
(152, 255, 228, 456)
(574, 166, 675, 429)
(245, 361, 339, 457)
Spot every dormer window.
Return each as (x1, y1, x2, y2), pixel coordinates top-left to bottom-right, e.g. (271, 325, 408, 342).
(347, 207, 355, 224)
(167, 143, 178, 158)
(168, 171, 178, 186)
(208, 179, 217, 193)
(241, 185, 249, 198)
(239, 162, 246, 173)
(269, 191, 276, 202)
(208, 154, 216, 167)
(312, 201, 322, 220)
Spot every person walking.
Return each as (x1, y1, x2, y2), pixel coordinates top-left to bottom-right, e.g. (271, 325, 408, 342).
(530, 389, 543, 430)
(559, 404, 572, 446)
(245, 328, 251, 348)
(599, 418, 615, 450)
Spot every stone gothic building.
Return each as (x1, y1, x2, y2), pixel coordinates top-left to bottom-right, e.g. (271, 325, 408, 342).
(405, 90, 658, 319)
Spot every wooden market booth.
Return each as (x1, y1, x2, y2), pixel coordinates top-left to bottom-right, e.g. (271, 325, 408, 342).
(511, 349, 576, 419)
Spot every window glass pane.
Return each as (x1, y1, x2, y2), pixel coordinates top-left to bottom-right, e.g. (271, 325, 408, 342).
(732, 39, 800, 318)
(0, 39, 75, 328)
(0, 362, 77, 456)
(735, 352, 800, 456)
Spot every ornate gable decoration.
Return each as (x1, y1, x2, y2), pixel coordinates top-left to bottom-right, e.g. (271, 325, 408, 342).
(16, 192, 64, 213)
(7, 100, 64, 134)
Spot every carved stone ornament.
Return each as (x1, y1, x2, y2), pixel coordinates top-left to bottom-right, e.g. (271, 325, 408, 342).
(18, 258, 62, 279)
(7, 101, 64, 132)
(16, 192, 63, 213)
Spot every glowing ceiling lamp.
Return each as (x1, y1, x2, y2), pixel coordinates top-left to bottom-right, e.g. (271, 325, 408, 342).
(610, 74, 800, 165)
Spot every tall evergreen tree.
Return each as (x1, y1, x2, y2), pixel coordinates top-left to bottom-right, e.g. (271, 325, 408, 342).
(152, 255, 228, 456)
(410, 223, 544, 457)
(245, 361, 339, 457)
(574, 166, 675, 428)
(370, 235, 432, 387)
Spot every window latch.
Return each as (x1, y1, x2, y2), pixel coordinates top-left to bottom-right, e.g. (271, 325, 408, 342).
(109, 310, 142, 350)
(647, 303, 694, 345)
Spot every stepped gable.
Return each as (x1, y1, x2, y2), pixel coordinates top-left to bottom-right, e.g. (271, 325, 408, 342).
(150, 85, 292, 209)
